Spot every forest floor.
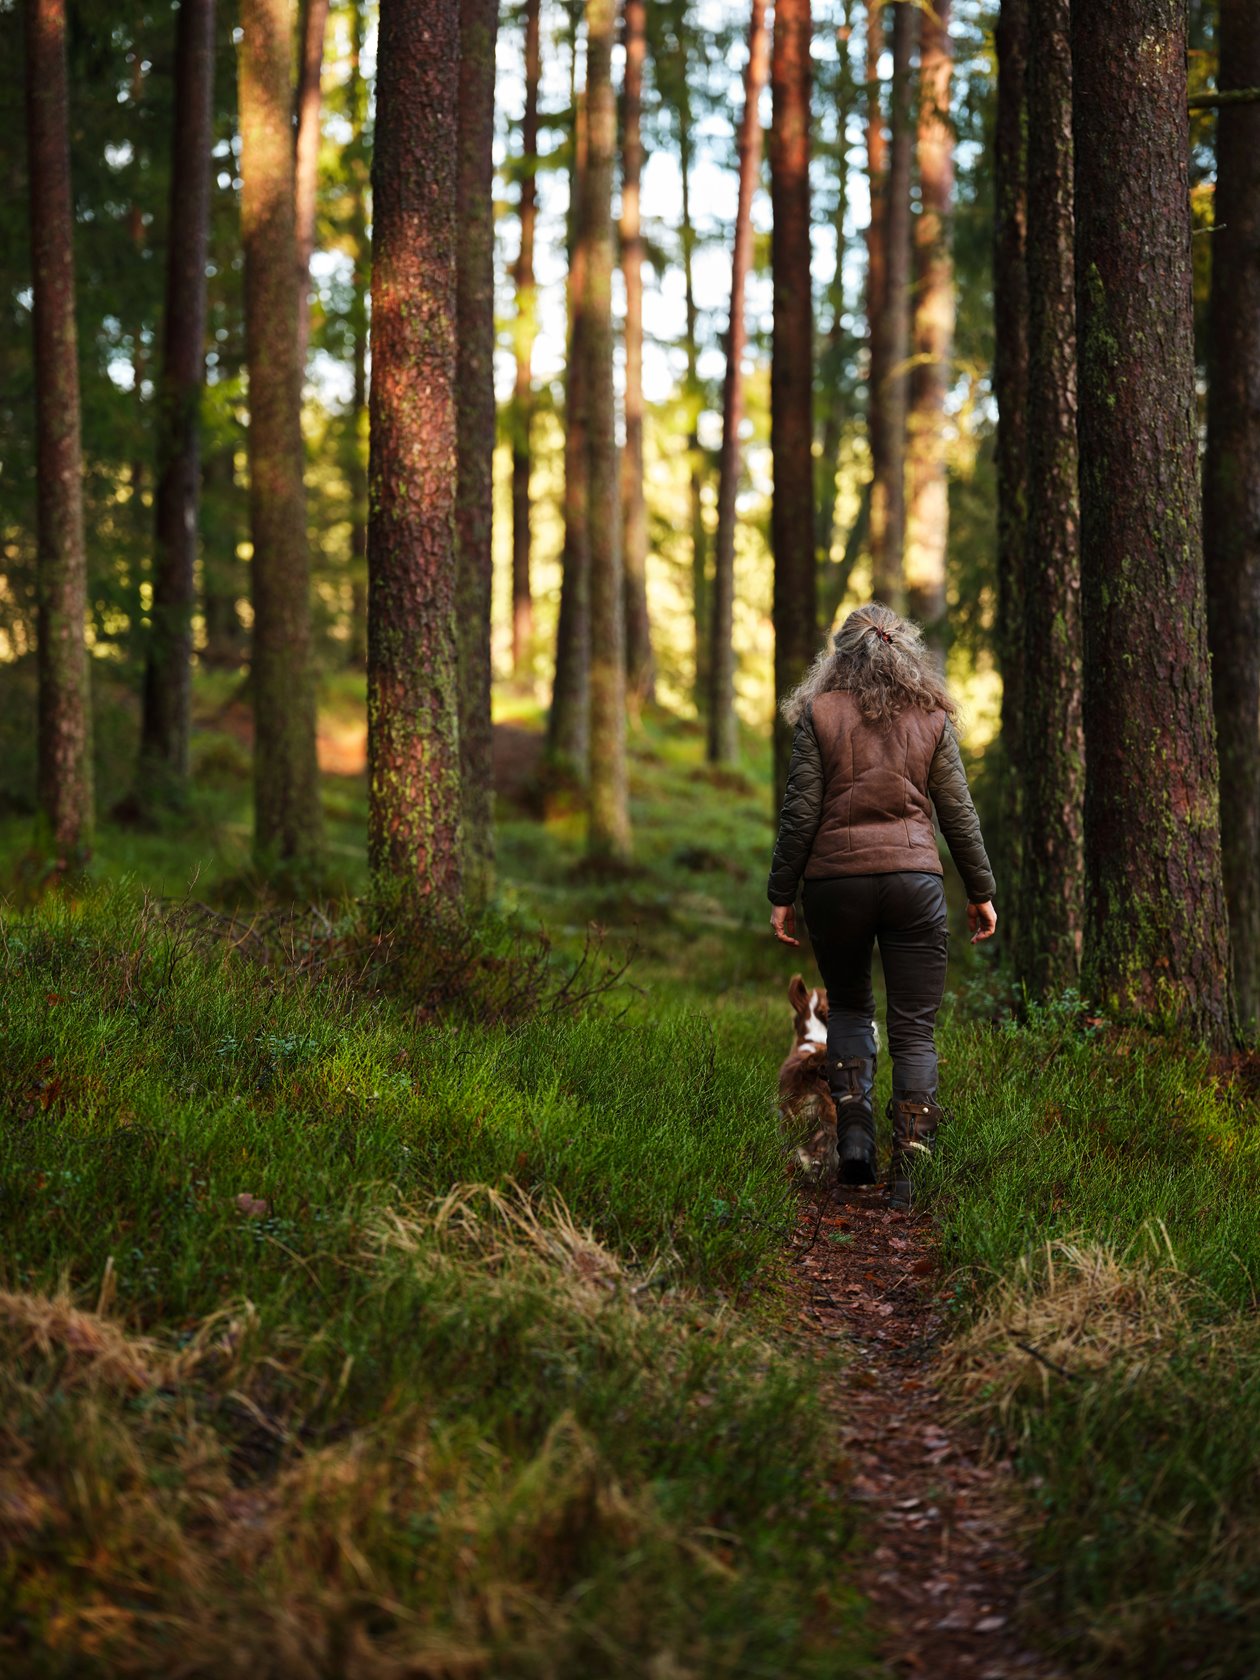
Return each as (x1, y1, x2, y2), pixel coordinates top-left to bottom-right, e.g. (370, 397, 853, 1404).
(791, 1187, 1063, 1679)
(2, 672, 1260, 1677)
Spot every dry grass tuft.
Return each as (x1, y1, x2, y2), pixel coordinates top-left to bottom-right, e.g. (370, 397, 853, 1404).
(937, 1231, 1210, 1429)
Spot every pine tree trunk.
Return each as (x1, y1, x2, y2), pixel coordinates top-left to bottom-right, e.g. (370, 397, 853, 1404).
(293, 0, 329, 376)
(1073, 0, 1232, 1046)
(905, 0, 953, 652)
(139, 0, 216, 810)
(345, 0, 369, 670)
(863, 0, 892, 609)
(455, 0, 499, 909)
(240, 0, 324, 870)
(548, 67, 591, 776)
(26, 0, 93, 861)
(770, 0, 816, 804)
(992, 0, 1029, 951)
(817, 0, 854, 591)
(620, 0, 654, 706)
(708, 0, 768, 765)
(680, 111, 708, 718)
(510, 0, 541, 675)
(584, 0, 631, 860)
(873, 1, 913, 612)
(1016, 0, 1083, 997)
(368, 0, 464, 920)
(1205, 0, 1260, 1031)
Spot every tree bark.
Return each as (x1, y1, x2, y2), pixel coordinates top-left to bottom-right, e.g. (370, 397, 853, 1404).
(240, 0, 324, 870)
(1205, 0, 1260, 1031)
(992, 0, 1029, 952)
(905, 0, 953, 651)
(368, 0, 463, 921)
(1073, 0, 1232, 1045)
(817, 0, 855, 591)
(679, 92, 708, 718)
(25, 0, 93, 861)
(1016, 0, 1083, 998)
(584, 0, 631, 860)
(510, 0, 541, 675)
(708, 0, 769, 765)
(620, 0, 654, 705)
(345, 0, 369, 669)
(864, 0, 890, 605)
(139, 0, 216, 810)
(455, 0, 499, 909)
(871, 1, 914, 610)
(293, 0, 330, 376)
(547, 62, 591, 776)
(770, 0, 816, 803)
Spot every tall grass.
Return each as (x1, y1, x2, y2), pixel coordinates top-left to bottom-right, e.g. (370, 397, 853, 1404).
(930, 999, 1260, 1678)
(0, 888, 878, 1678)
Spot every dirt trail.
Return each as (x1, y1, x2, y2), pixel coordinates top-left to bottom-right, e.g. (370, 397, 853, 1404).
(791, 1185, 1068, 1679)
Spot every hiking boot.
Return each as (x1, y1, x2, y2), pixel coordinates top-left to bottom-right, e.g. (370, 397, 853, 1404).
(887, 1092, 944, 1210)
(830, 1056, 877, 1185)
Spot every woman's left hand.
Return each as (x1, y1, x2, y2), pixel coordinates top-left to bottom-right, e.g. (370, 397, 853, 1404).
(770, 905, 800, 947)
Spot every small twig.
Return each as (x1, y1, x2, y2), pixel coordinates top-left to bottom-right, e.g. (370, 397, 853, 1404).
(1188, 86, 1260, 109)
(1013, 1338, 1082, 1383)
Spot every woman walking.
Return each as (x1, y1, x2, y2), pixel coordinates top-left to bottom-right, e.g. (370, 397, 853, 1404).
(767, 603, 997, 1208)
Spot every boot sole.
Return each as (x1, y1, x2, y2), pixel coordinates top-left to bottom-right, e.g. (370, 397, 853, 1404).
(839, 1155, 877, 1186)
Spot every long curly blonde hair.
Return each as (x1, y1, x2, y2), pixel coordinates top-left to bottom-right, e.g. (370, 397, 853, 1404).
(781, 602, 957, 728)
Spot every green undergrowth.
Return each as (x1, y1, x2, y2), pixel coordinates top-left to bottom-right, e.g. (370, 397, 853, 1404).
(928, 997, 1260, 1679)
(0, 888, 878, 1679)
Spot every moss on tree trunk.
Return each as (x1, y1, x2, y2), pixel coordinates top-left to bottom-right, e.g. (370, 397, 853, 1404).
(455, 0, 499, 910)
(367, 0, 463, 922)
(26, 0, 93, 864)
(1016, 0, 1084, 998)
(239, 0, 324, 872)
(1073, 0, 1233, 1046)
(1205, 0, 1260, 1032)
(770, 0, 817, 805)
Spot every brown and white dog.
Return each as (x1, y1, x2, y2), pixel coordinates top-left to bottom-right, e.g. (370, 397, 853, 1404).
(777, 974, 879, 1183)
(778, 975, 838, 1182)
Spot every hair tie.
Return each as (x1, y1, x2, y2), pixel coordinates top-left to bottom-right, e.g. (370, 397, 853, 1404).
(873, 627, 893, 645)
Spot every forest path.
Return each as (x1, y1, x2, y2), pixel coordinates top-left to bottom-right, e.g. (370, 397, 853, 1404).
(791, 1188, 1068, 1680)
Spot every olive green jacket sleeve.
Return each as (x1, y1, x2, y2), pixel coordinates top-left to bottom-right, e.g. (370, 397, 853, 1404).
(928, 723, 997, 903)
(766, 709, 824, 906)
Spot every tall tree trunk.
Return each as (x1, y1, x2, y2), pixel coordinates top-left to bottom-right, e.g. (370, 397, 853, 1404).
(510, 0, 541, 675)
(1205, 0, 1260, 1031)
(345, 0, 369, 669)
(1073, 0, 1232, 1046)
(679, 101, 708, 718)
(239, 0, 323, 868)
(293, 0, 330, 375)
(708, 0, 769, 765)
(368, 0, 463, 920)
(455, 0, 499, 909)
(25, 0, 92, 861)
(1016, 0, 1083, 997)
(620, 0, 654, 705)
(770, 0, 816, 804)
(864, 0, 890, 604)
(873, 0, 914, 612)
(584, 0, 631, 859)
(817, 0, 854, 592)
(548, 58, 591, 775)
(992, 0, 1029, 953)
(905, 0, 953, 652)
(139, 0, 216, 810)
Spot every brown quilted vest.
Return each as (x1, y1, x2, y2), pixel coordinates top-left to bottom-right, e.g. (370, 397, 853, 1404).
(803, 689, 947, 880)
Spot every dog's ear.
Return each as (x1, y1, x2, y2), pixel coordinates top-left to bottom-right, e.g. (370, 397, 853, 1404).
(787, 973, 809, 1014)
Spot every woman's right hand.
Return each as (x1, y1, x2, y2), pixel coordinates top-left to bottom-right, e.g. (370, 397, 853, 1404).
(967, 900, 997, 944)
